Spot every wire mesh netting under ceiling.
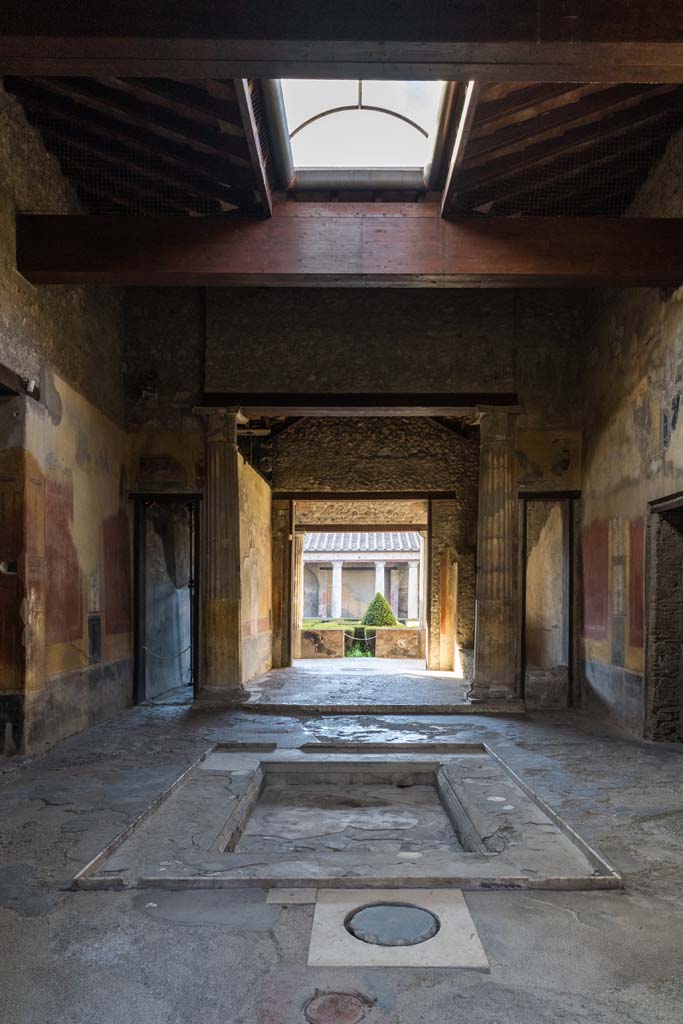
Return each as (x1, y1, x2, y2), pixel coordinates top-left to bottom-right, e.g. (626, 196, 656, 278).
(5, 77, 683, 216)
(449, 83, 683, 218)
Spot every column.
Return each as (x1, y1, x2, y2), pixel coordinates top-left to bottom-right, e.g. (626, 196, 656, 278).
(292, 532, 304, 658)
(271, 499, 292, 669)
(471, 407, 520, 701)
(331, 561, 343, 619)
(374, 560, 386, 597)
(199, 409, 244, 702)
(408, 561, 419, 620)
(317, 569, 328, 618)
(390, 570, 400, 616)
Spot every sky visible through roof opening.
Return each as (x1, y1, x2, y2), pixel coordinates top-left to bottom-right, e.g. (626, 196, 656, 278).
(281, 80, 443, 169)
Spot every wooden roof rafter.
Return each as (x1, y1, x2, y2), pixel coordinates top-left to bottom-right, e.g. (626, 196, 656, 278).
(4, 74, 269, 215)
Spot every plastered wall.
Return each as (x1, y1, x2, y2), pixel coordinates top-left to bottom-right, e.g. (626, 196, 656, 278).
(0, 379, 132, 753)
(580, 128, 683, 736)
(0, 85, 131, 753)
(239, 458, 272, 683)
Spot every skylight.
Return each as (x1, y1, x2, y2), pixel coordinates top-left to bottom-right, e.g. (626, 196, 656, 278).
(281, 80, 443, 169)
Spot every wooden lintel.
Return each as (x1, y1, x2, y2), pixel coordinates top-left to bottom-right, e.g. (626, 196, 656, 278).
(295, 523, 428, 532)
(15, 209, 683, 288)
(3, 24, 683, 83)
(199, 393, 519, 417)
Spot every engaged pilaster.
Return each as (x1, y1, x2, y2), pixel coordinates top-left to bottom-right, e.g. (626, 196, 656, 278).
(292, 531, 304, 658)
(471, 407, 520, 701)
(198, 408, 244, 702)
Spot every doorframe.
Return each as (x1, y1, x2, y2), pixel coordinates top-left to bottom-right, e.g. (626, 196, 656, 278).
(130, 492, 202, 704)
(644, 490, 683, 739)
(518, 490, 580, 704)
(280, 491, 445, 666)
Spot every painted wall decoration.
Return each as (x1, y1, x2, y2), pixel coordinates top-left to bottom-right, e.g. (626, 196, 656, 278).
(45, 474, 83, 646)
(103, 509, 132, 634)
(629, 516, 645, 648)
(582, 520, 609, 641)
(0, 449, 25, 691)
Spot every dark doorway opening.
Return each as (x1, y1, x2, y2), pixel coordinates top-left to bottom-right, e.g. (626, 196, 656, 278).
(521, 495, 575, 708)
(132, 495, 200, 704)
(645, 499, 683, 741)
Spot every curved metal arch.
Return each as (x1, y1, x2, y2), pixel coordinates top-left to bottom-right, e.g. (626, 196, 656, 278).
(290, 104, 428, 140)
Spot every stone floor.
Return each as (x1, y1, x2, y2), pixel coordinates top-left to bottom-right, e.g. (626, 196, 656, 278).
(1, 704, 682, 1023)
(245, 658, 473, 711)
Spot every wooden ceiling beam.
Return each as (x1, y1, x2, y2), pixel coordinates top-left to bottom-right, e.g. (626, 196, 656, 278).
(452, 90, 683, 203)
(479, 119, 682, 213)
(36, 123, 233, 212)
(15, 208, 683, 288)
(103, 78, 245, 139)
(473, 85, 581, 128)
(28, 78, 256, 185)
(466, 84, 671, 164)
(440, 82, 479, 217)
(6, 78, 258, 202)
(3, 4, 683, 83)
(219, 78, 272, 216)
(54, 154, 203, 214)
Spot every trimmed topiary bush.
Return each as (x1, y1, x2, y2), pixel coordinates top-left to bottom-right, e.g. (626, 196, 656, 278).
(361, 592, 398, 627)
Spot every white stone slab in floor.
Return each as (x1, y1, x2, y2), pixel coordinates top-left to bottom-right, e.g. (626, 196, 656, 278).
(307, 888, 489, 969)
(267, 887, 317, 904)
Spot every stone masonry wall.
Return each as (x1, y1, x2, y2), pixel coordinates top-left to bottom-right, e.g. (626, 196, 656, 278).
(205, 288, 584, 408)
(581, 126, 683, 737)
(0, 84, 124, 423)
(0, 85, 132, 754)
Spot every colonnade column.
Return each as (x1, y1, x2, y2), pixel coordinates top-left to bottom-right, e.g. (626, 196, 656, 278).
(198, 408, 244, 702)
(292, 532, 304, 658)
(408, 561, 419, 621)
(471, 407, 520, 701)
(374, 560, 386, 598)
(331, 562, 343, 619)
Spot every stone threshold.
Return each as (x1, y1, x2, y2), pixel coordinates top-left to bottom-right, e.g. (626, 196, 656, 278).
(237, 700, 527, 716)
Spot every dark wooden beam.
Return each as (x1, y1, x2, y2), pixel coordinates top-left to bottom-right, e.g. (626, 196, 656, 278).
(219, 79, 272, 216)
(295, 523, 428, 532)
(36, 124, 226, 213)
(465, 84, 671, 164)
(474, 85, 581, 128)
(16, 207, 683, 288)
(475, 116, 683, 214)
(6, 78, 257, 206)
(54, 153, 202, 214)
(28, 78, 256, 185)
(276, 491, 457, 500)
(200, 392, 520, 417)
(440, 82, 479, 218)
(116, 78, 244, 132)
(2, 3, 683, 83)
(453, 90, 683, 203)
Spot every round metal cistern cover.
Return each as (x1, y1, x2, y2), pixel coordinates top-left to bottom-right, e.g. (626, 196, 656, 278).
(345, 902, 440, 947)
(304, 992, 367, 1024)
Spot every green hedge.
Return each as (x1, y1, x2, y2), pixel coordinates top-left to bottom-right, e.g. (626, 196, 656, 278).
(361, 592, 398, 627)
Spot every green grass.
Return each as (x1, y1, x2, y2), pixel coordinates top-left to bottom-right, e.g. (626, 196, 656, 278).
(302, 618, 359, 630)
(303, 619, 407, 630)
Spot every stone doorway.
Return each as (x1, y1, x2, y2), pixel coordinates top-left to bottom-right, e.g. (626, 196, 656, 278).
(520, 496, 575, 709)
(132, 495, 200, 704)
(645, 499, 683, 741)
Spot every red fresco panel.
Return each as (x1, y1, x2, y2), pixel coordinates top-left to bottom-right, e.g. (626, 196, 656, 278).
(582, 520, 609, 641)
(45, 476, 82, 645)
(103, 509, 132, 634)
(629, 516, 645, 648)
